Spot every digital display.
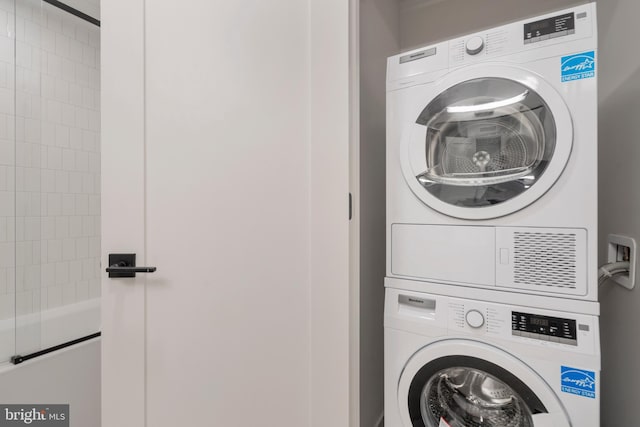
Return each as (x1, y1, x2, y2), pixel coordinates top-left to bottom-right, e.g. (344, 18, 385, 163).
(512, 311, 577, 345)
(530, 317, 549, 327)
(528, 21, 551, 32)
(524, 13, 575, 44)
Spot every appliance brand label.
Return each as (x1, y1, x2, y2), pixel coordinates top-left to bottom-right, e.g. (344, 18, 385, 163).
(561, 51, 595, 82)
(561, 366, 596, 398)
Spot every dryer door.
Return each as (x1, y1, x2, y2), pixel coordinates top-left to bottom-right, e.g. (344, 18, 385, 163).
(397, 340, 571, 427)
(401, 65, 573, 220)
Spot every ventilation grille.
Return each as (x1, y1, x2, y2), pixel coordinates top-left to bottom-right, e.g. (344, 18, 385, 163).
(513, 232, 577, 289)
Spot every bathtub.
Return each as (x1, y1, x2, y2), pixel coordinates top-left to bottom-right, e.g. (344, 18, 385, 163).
(0, 298, 101, 427)
(0, 298, 100, 360)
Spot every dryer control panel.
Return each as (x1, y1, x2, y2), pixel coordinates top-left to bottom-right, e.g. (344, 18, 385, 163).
(386, 2, 597, 86)
(524, 12, 575, 45)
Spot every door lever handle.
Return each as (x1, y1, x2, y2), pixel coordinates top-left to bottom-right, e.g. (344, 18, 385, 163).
(106, 265, 157, 274)
(106, 253, 156, 278)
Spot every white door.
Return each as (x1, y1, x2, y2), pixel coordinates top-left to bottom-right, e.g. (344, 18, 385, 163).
(101, 1, 351, 426)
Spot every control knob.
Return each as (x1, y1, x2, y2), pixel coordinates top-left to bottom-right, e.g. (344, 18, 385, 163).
(466, 36, 485, 55)
(465, 309, 485, 329)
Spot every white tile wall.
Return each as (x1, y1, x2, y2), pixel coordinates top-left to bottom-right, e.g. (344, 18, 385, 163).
(0, 0, 15, 344)
(0, 0, 100, 332)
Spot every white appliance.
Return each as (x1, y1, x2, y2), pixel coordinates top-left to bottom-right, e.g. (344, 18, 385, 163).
(386, 4, 598, 300)
(385, 287, 600, 427)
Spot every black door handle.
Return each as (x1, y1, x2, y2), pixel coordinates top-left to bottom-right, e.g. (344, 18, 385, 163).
(107, 254, 156, 278)
(106, 265, 157, 274)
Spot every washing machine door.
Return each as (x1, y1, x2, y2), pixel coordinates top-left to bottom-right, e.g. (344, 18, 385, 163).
(397, 340, 571, 427)
(400, 65, 573, 220)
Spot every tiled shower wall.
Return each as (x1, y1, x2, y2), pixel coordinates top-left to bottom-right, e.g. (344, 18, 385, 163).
(0, 0, 100, 328)
(0, 0, 16, 325)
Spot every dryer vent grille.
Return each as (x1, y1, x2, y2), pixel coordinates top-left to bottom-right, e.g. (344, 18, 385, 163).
(513, 232, 577, 289)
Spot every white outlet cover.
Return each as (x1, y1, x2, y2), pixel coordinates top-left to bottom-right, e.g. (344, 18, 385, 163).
(607, 234, 636, 290)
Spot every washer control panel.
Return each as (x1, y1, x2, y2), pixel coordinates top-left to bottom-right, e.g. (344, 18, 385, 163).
(442, 295, 595, 354)
(465, 309, 485, 328)
(512, 311, 577, 346)
(465, 36, 485, 55)
(387, 288, 598, 356)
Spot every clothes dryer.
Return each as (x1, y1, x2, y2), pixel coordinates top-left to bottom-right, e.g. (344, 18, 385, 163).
(387, 4, 598, 300)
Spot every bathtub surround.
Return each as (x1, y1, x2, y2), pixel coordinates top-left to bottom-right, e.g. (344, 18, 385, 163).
(0, 0, 16, 363)
(9, 298, 100, 364)
(0, 0, 101, 424)
(0, 0, 100, 360)
(0, 338, 100, 427)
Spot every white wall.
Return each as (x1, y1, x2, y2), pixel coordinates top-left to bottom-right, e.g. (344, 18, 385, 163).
(359, 0, 399, 426)
(0, 339, 100, 427)
(597, 0, 640, 425)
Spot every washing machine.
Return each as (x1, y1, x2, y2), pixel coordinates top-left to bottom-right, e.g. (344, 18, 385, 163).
(384, 287, 600, 426)
(386, 4, 598, 301)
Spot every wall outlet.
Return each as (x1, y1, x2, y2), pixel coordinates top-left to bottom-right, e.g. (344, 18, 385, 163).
(607, 234, 637, 290)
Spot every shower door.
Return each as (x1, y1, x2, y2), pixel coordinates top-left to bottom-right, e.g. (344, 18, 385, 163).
(102, 0, 350, 426)
(0, 0, 101, 366)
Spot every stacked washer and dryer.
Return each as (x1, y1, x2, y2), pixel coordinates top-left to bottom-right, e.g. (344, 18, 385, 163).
(385, 4, 599, 427)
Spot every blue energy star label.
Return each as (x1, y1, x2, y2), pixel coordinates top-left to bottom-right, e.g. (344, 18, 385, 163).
(561, 51, 596, 82)
(561, 366, 596, 398)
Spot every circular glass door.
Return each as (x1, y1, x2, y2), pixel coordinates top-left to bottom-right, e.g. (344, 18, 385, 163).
(397, 340, 571, 427)
(410, 356, 544, 427)
(401, 66, 573, 219)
